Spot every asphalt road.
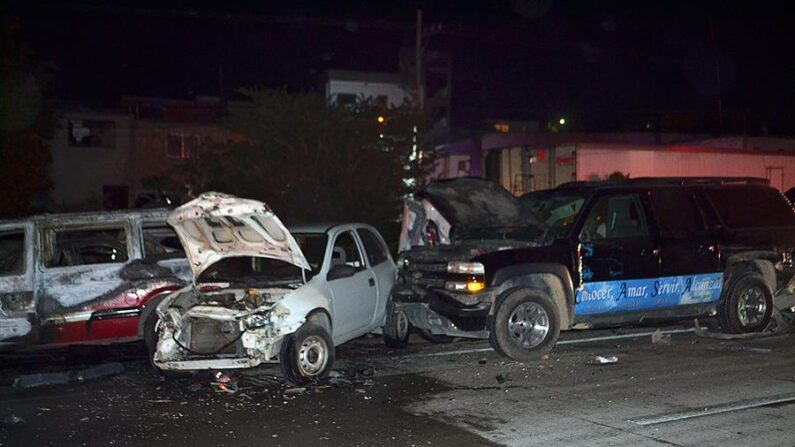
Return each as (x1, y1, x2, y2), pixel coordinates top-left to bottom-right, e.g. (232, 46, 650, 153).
(1, 319, 794, 447)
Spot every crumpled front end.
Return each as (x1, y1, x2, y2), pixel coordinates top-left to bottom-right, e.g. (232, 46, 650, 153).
(153, 285, 303, 371)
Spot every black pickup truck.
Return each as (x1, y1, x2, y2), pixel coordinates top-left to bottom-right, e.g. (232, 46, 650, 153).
(383, 177, 795, 361)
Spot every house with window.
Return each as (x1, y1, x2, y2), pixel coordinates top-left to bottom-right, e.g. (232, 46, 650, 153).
(50, 97, 230, 211)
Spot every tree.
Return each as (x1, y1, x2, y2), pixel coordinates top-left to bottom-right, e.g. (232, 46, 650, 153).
(189, 87, 430, 226)
(607, 171, 630, 182)
(0, 17, 56, 218)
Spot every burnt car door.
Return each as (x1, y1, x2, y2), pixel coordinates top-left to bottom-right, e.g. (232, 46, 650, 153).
(574, 191, 661, 318)
(0, 221, 34, 344)
(326, 230, 378, 340)
(35, 221, 137, 344)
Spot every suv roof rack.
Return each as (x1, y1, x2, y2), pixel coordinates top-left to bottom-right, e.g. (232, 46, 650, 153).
(555, 177, 770, 189)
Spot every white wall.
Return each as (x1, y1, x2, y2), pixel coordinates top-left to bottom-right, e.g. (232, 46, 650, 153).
(576, 145, 795, 191)
(327, 79, 407, 107)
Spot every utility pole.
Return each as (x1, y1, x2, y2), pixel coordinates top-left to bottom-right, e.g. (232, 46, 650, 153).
(415, 9, 423, 112)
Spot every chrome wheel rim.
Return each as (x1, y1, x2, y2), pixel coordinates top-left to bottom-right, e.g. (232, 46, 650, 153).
(508, 302, 550, 349)
(737, 286, 767, 327)
(297, 335, 328, 376)
(395, 310, 409, 339)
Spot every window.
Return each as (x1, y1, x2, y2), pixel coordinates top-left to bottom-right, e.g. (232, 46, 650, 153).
(142, 226, 184, 260)
(166, 133, 200, 159)
(45, 228, 128, 268)
(650, 188, 706, 238)
(357, 229, 388, 266)
(68, 119, 116, 147)
(580, 194, 648, 241)
(293, 233, 328, 276)
(330, 232, 363, 270)
(705, 187, 795, 229)
(0, 231, 25, 275)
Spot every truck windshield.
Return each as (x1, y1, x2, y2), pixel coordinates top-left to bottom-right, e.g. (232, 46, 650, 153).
(522, 193, 586, 240)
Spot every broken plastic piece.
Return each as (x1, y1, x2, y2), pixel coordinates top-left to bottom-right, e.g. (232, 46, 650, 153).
(594, 355, 618, 364)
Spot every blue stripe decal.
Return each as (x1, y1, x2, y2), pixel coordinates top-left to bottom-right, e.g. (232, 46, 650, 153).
(574, 273, 724, 316)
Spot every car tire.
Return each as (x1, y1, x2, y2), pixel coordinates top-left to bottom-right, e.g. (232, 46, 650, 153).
(280, 323, 335, 386)
(488, 288, 560, 362)
(417, 328, 457, 344)
(383, 300, 411, 348)
(717, 272, 773, 333)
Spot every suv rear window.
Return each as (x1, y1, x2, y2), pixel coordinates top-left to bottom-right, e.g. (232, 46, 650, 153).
(705, 187, 795, 228)
(650, 188, 707, 238)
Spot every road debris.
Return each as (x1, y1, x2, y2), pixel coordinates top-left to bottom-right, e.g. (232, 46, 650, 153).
(12, 362, 124, 389)
(592, 355, 619, 365)
(495, 373, 512, 384)
(651, 329, 671, 345)
(211, 371, 239, 394)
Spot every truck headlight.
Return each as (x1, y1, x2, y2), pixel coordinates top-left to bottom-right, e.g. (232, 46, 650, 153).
(444, 280, 486, 293)
(446, 262, 485, 275)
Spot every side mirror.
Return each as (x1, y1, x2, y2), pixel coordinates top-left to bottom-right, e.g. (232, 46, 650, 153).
(327, 264, 357, 281)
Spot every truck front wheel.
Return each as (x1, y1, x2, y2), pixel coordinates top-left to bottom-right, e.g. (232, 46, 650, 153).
(489, 289, 560, 362)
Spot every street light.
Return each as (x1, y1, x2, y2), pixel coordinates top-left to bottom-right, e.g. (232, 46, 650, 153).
(377, 115, 385, 123)
(559, 117, 566, 126)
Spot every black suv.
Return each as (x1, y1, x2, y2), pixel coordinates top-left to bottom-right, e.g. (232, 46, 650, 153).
(384, 177, 795, 361)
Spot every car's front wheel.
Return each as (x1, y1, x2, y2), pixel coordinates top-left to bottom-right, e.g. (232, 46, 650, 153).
(488, 288, 560, 362)
(280, 323, 335, 386)
(718, 272, 773, 333)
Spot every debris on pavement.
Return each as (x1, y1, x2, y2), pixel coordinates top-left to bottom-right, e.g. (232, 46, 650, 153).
(211, 371, 239, 394)
(694, 309, 790, 340)
(0, 415, 25, 426)
(651, 329, 671, 345)
(592, 356, 619, 365)
(12, 362, 124, 389)
(478, 358, 488, 365)
(495, 373, 512, 384)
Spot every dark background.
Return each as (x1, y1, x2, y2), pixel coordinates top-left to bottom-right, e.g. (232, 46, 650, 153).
(4, 0, 794, 134)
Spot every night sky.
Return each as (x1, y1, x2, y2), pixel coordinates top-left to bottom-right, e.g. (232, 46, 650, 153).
(4, 0, 794, 134)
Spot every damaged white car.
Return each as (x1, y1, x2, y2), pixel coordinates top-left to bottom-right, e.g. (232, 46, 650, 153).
(151, 193, 396, 384)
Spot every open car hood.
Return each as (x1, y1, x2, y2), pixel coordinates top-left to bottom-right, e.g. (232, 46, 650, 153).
(417, 178, 523, 228)
(168, 192, 310, 280)
(399, 178, 546, 251)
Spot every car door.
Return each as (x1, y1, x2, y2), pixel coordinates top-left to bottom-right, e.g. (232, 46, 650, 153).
(35, 220, 137, 344)
(650, 187, 723, 306)
(574, 191, 661, 317)
(326, 229, 378, 340)
(356, 227, 396, 326)
(0, 221, 34, 343)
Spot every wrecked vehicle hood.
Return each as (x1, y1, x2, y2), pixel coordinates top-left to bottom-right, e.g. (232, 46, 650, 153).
(399, 178, 546, 251)
(418, 178, 524, 228)
(401, 239, 537, 263)
(168, 192, 310, 279)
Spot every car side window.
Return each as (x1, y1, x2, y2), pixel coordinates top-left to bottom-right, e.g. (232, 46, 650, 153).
(650, 188, 707, 238)
(44, 227, 128, 268)
(356, 228, 388, 266)
(330, 231, 364, 270)
(580, 194, 649, 241)
(142, 225, 184, 259)
(0, 230, 25, 275)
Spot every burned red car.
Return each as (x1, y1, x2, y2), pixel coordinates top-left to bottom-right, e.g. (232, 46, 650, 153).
(0, 209, 190, 350)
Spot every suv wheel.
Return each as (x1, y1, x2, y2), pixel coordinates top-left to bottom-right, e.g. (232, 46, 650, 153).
(718, 273, 773, 333)
(489, 289, 560, 362)
(280, 323, 335, 386)
(383, 300, 411, 348)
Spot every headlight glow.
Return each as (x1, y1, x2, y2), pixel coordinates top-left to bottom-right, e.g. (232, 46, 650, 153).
(446, 262, 485, 275)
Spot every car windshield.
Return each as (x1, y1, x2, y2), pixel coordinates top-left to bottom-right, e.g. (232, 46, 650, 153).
(522, 193, 586, 240)
(199, 256, 303, 285)
(292, 233, 328, 278)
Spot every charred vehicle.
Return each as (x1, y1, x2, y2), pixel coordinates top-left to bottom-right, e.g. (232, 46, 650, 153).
(388, 177, 795, 361)
(0, 210, 189, 350)
(152, 193, 395, 384)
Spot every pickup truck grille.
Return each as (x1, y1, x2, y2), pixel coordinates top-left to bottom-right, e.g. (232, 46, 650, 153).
(405, 262, 448, 288)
